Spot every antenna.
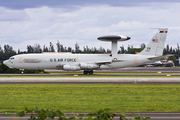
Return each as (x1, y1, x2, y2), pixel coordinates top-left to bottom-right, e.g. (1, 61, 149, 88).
(97, 35, 130, 57)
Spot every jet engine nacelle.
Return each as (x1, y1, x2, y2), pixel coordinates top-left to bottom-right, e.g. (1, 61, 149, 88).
(63, 65, 81, 71)
(80, 63, 100, 69)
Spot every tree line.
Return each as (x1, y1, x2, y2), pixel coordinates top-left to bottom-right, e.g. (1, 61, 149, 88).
(0, 63, 47, 74)
(0, 40, 180, 62)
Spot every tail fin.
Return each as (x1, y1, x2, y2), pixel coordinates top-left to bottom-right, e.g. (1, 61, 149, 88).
(139, 28, 168, 56)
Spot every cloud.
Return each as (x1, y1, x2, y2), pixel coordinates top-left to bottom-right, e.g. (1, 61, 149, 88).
(1, 0, 180, 10)
(0, 2, 180, 52)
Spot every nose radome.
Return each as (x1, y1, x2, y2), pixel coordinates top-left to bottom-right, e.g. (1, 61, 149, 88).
(3, 60, 8, 65)
(3, 60, 13, 68)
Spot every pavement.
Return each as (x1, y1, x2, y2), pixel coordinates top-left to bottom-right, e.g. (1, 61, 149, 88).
(1, 67, 180, 83)
(0, 77, 180, 84)
(45, 67, 180, 73)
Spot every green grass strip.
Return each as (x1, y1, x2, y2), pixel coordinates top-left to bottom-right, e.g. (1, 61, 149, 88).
(49, 72, 180, 74)
(0, 84, 180, 112)
(0, 75, 180, 77)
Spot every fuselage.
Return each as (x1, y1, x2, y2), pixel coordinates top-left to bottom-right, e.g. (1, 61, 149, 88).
(3, 53, 156, 71)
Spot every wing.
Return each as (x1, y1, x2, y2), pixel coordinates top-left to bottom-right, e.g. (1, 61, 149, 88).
(96, 59, 124, 64)
(56, 59, 124, 69)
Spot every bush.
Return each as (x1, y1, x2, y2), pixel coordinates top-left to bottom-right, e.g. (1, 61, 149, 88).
(14, 106, 151, 120)
(0, 64, 48, 74)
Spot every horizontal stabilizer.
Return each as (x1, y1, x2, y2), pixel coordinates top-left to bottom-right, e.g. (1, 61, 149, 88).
(148, 54, 174, 60)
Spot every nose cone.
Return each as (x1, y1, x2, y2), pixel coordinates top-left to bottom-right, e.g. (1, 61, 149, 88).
(3, 60, 13, 68)
(3, 60, 8, 65)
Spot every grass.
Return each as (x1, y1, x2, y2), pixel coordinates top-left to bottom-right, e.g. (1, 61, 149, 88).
(49, 72, 180, 74)
(0, 75, 180, 78)
(0, 84, 180, 112)
(0, 75, 180, 77)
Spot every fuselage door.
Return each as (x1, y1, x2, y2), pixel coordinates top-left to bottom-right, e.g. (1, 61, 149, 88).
(134, 56, 138, 64)
(19, 55, 23, 63)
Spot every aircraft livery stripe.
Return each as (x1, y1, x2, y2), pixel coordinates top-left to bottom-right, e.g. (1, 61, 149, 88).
(159, 31, 167, 33)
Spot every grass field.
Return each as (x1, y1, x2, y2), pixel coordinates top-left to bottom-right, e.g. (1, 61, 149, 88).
(49, 72, 180, 74)
(0, 84, 180, 112)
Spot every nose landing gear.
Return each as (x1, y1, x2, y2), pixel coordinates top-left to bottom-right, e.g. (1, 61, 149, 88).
(83, 70, 93, 75)
(20, 69, 24, 74)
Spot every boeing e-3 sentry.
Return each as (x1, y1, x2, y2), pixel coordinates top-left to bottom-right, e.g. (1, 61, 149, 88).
(3, 28, 170, 74)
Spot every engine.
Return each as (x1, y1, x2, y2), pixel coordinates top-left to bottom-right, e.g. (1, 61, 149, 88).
(63, 65, 81, 71)
(80, 63, 100, 69)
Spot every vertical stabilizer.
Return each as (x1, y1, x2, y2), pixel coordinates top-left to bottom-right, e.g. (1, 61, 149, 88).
(139, 28, 168, 56)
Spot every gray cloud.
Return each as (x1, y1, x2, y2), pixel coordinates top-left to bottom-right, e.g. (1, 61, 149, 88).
(0, 0, 180, 9)
(0, 2, 180, 52)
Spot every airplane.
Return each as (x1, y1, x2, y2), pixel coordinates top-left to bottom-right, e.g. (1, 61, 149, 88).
(3, 28, 171, 75)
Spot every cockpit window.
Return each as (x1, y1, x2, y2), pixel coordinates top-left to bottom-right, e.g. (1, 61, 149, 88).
(10, 57, 14, 60)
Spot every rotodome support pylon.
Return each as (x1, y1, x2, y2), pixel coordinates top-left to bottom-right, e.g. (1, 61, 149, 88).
(97, 35, 131, 57)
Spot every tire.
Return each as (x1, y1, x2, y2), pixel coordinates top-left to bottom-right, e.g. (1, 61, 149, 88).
(89, 70, 93, 75)
(83, 70, 88, 75)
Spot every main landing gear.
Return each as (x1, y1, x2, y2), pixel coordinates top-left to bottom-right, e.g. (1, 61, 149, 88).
(83, 70, 93, 75)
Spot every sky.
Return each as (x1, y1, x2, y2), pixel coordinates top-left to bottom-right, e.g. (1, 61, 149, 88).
(0, 0, 180, 52)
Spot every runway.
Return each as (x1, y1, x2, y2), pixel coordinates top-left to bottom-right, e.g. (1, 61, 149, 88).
(1, 67, 180, 83)
(1, 77, 180, 83)
(45, 67, 180, 73)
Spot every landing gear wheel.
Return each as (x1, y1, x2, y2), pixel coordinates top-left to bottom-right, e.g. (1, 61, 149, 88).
(83, 70, 94, 75)
(89, 70, 93, 75)
(83, 70, 88, 75)
(20, 69, 24, 74)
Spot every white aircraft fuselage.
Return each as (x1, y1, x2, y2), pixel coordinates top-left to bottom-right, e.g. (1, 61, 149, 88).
(3, 28, 169, 74)
(4, 53, 155, 70)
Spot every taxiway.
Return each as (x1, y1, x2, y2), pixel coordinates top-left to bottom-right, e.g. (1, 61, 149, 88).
(45, 67, 180, 73)
(0, 77, 180, 84)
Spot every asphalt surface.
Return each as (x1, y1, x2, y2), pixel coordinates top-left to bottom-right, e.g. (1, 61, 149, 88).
(1, 73, 180, 76)
(1, 77, 180, 84)
(45, 67, 180, 73)
(1, 67, 180, 83)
